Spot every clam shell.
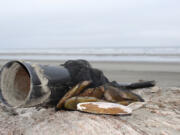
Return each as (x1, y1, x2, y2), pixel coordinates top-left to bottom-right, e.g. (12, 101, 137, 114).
(77, 102, 132, 115)
(79, 86, 104, 98)
(104, 85, 144, 103)
(127, 102, 146, 111)
(64, 96, 101, 110)
(56, 81, 91, 109)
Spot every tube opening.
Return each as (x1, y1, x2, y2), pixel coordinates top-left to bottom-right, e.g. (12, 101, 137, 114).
(0, 62, 31, 107)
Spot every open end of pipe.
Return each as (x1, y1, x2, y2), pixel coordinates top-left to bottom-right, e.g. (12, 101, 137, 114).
(0, 62, 31, 107)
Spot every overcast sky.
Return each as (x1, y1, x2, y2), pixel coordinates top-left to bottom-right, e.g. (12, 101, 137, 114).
(0, 0, 180, 49)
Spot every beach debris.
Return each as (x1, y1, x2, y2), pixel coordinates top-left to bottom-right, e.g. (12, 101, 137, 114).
(64, 97, 102, 110)
(127, 102, 146, 111)
(110, 80, 156, 90)
(77, 102, 132, 115)
(0, 60, 71, 107)
(104, 85, 144, 103)
(56, 81, 91, 109)
(0, 60, 156, 116)
(62, 60, 109, 88)
(56, 80, 154, 115)
(79, 86, 105, 98)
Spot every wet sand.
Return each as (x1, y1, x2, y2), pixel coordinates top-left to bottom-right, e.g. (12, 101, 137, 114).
(91, 61, 180, 87)
(0, 60, 180, 87)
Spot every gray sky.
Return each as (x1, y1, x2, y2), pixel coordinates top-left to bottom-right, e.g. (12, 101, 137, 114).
(0, 0, 180, 48)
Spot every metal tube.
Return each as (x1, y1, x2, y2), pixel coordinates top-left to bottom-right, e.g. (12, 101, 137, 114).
(0, 61, 71, 107)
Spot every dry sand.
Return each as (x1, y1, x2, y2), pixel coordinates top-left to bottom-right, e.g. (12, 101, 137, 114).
(0, 60, 180, 135)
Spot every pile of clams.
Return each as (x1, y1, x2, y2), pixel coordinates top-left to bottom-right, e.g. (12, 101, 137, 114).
(56, 81, 148, 115)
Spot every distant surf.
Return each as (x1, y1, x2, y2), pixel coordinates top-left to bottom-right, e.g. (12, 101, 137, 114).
(0, 47, 180, 62)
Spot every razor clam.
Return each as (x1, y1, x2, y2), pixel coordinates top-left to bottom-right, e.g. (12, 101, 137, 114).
(77, 102, 132, 115)
(56, 81, 91, 109)
(104, 85, 144, 103)
(64, 96, 103, 110)
(57, 81, 145, 115)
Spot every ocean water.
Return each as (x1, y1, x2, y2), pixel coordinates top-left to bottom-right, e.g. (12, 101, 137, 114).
(0, 47, 180, 62)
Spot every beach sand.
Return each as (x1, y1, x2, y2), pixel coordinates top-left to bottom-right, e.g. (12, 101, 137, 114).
(0, 60, 180, 135)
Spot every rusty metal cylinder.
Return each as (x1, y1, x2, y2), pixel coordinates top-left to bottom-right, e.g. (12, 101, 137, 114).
(0, 61, 71, 107)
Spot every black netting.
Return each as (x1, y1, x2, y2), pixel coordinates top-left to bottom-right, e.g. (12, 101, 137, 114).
(62, 60, 109, 88)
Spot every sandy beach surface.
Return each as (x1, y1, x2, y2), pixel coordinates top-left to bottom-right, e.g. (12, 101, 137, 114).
(0, 60, 180, 135)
